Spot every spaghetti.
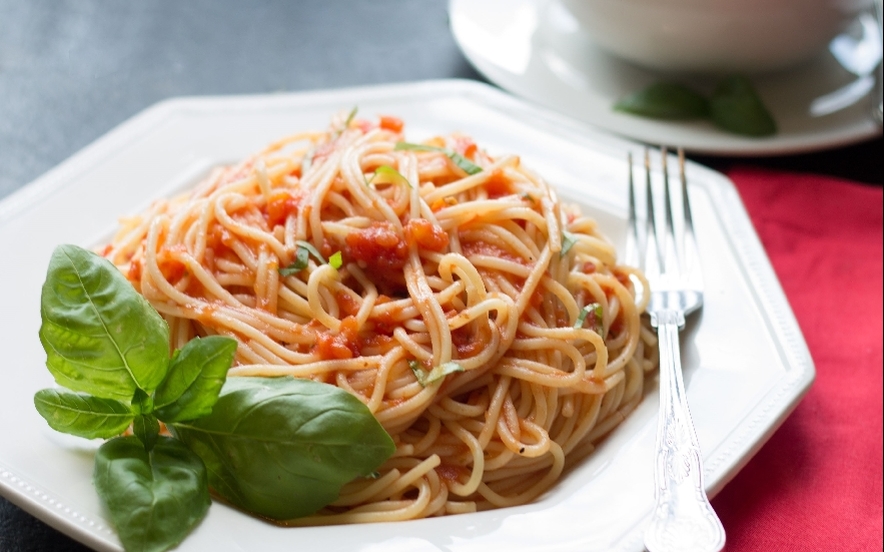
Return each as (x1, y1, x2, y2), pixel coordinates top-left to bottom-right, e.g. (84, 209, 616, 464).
(102, 112, 658, 523)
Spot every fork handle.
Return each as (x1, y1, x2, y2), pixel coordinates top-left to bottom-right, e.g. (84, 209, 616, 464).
(644, 311, 726, 552)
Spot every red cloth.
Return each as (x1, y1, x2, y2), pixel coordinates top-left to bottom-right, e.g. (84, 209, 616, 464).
(711, 167, 884, 551)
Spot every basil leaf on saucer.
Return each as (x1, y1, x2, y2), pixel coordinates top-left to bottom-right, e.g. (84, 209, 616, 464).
(614, 82, 710, 120)
(709, 75, 777, 136)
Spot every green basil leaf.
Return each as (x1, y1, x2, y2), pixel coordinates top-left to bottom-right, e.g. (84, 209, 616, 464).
(296, 240, 327, 264)
(447, 151, 482, 175)
(574, 302, 604, 334)
(394, 142, 482, 175)
(33, 388, 134, 439)
(39, 244, 170, 400)
(614, 82, 710, 120)
(373, 165, 411, 188)
(154, 336, 237, 423)
(170, 376, 395, 520)
(561, 230, 578, 257)
(709, 75, 777, 137)
(394, 141, 437, 153)
(132, 388, 154, 415)
(328, 251, 343, 270)
(94, 436, 210, 552)
(344, 106, 358, 127)
(133, 413, 160, 452)
(279, 246, 310, 276)
(409, 360, 464, 387)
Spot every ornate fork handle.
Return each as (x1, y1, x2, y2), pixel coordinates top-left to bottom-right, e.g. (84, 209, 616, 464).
(644, 311, 725, 552)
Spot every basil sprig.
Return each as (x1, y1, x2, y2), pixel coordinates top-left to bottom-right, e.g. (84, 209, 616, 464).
(394, 141, 482, 175)
(35, 245, 394, 552)
(37, 245, 235, 552)
(614, 75, 777, 137)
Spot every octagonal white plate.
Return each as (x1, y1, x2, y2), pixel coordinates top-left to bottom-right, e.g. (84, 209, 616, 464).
(0, 79, 814, 552)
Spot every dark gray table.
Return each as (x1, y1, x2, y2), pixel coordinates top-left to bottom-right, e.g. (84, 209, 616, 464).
(0, 2, 880, 551)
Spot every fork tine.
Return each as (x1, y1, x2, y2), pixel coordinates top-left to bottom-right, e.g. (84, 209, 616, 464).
(661, 147, 683, 281)
(627, 151, 643, 270)
(678, 148, 703, 290)
(644, 149, 663, 278)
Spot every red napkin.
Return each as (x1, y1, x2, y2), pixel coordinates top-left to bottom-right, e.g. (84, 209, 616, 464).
(710, 167, 883, 551)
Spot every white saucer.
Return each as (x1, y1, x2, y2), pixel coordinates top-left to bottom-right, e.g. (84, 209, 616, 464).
(450, 0, 883, 156)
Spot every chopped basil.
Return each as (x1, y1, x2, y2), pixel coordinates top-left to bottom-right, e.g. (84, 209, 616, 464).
(279, 246, 310, 276)
(409, 360, 464, 386)
(344, 106, 358, 127)
(574, 302, 604, 334)
(395, 142, 482, 175)
(329, 250, 343, 269)
(447, 151, 482, 175)
(561, 230, 578, 257)
(279, 240, 329, 276)
(372, 164, 411, 188)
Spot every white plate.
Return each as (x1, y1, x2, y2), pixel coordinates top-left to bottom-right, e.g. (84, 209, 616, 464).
(450, 0, 883, 156)
(0, 79, 814, 552)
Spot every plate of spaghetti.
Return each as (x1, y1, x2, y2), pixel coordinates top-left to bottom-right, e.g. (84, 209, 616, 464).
(0, 80, 814, 552)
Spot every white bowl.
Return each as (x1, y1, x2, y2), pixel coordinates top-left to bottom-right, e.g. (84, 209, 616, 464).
(559, 0, 872, 74)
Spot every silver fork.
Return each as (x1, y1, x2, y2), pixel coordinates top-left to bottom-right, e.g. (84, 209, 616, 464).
(627, 148, 726, 552)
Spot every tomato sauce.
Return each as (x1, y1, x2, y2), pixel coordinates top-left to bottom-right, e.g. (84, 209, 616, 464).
(404, 219, 449, 252)
(344, 222, 408, 293)
(265, 189, 303, 228)
(483, 170, 513, 198)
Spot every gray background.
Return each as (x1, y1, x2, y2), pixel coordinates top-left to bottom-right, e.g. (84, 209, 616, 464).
(0, 1, 880, 551)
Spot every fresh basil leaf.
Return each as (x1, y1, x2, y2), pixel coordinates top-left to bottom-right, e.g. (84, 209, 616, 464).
(447, 152, 482, 175)
(296, 240, 327, 264)
(279, 246, 310, 276)
(394, 142, 437, 153)
(574, 302, 604, 333)
(614, 81, 710, 120)
(33, 388, 134, 439)
(373, 165, 411, 188)
(170, 376, 395, 520)
(344, 106, 357, 127)
(709, 75, 777, 137)
(133, 413, 160, 452)
(395, 142, 482, 175)
(39, 244, 170, 401)
(409, 360, 464, 387)
(94, 436, 210, 552)
(328, 251, 343, 270)
(561, 230, 578, 257)
(132, 388, 154, 415)
(154, 336, 237, 423)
